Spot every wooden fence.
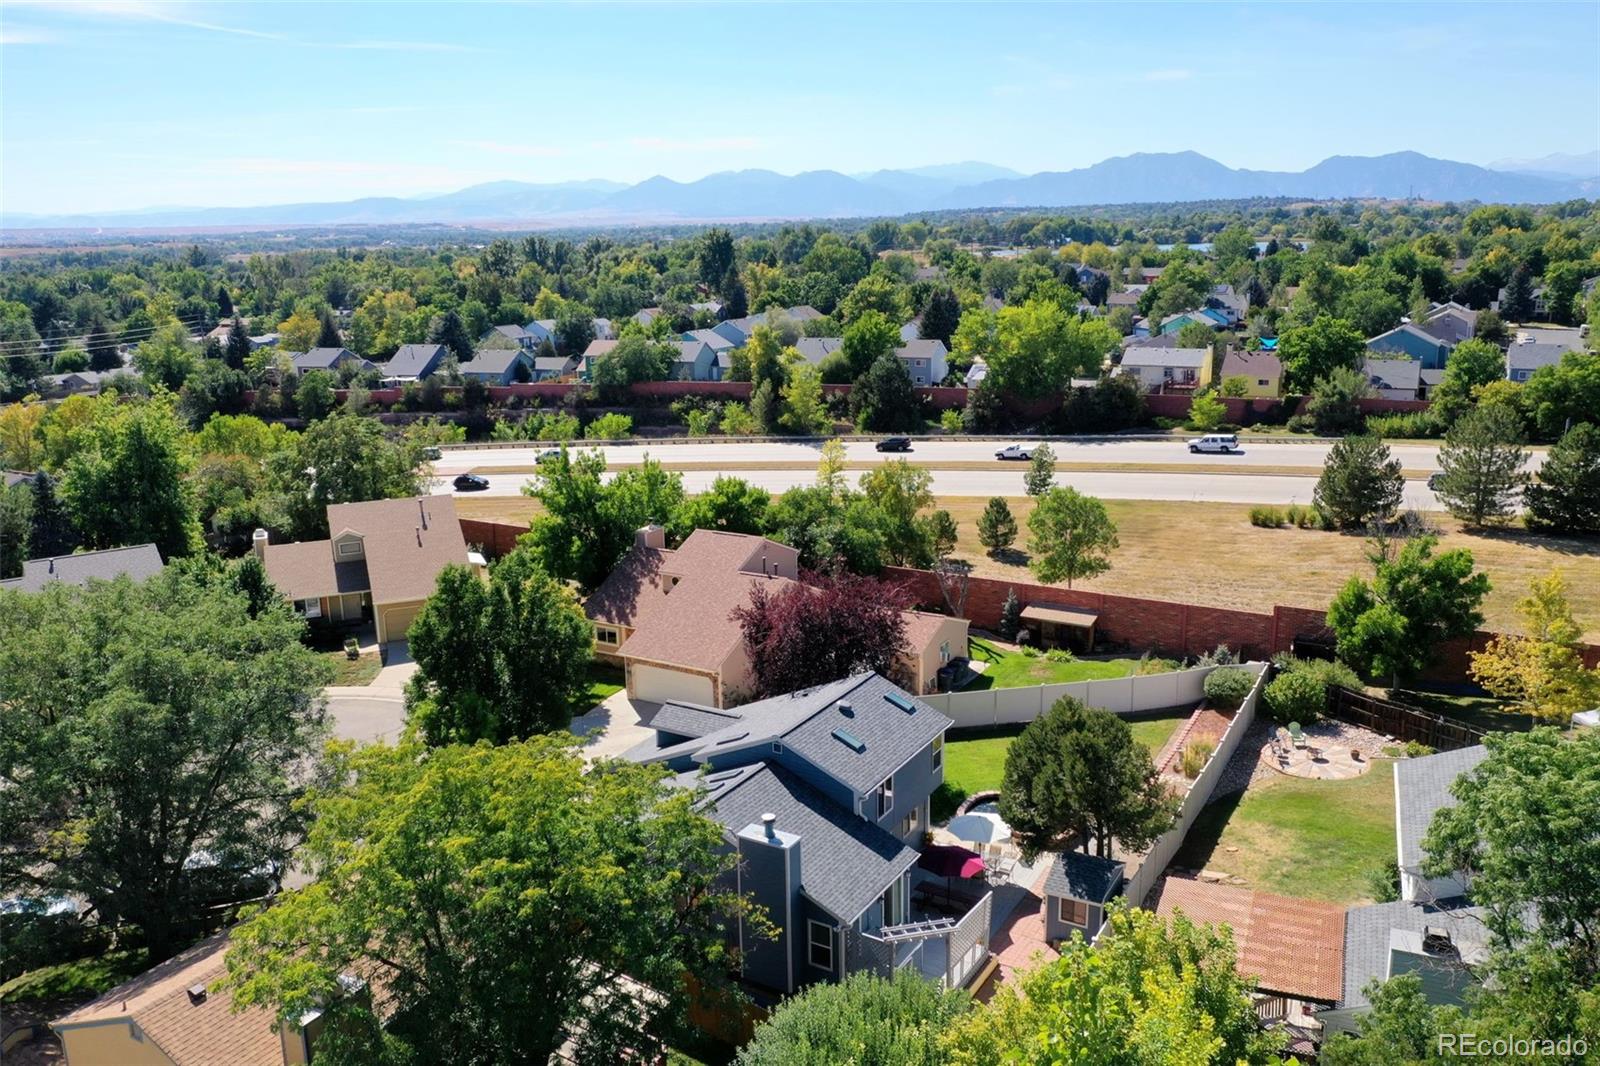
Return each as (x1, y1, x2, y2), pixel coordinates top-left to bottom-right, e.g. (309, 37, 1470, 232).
(1324, 687, 1487, 751)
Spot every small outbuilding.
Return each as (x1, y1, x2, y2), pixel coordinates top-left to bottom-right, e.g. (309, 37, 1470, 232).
(1041, 850, 1125, 943)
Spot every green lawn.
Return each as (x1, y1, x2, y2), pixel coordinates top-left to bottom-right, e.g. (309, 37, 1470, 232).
(322, 650, 382, 686)
(1170, 760, 1397, 904)
(963, 637, 1135, 690)
(931, 712, 1189, 823)
(0, 950, 146, 1005)
(1392, 689, 1536, 734)
(571, 661, 625, 717)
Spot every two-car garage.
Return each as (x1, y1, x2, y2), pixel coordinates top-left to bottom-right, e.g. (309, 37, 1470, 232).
(628, 663, 716, 707)
(376, 599, 427, 647)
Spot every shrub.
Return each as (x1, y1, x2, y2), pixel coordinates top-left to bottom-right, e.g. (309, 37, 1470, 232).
(1045, 648, 1075, 663)
(1365, 859, 1400, 903)
(1179, 740, 1215, 778)
(1272, 653, 1361, 692)
(1020, 644, 1041, 658)
(939, 408, 963, 434)
(1286, 413, 1316, 434)
(684, 408, 714, 437)
(1249, 505, 1286, 528)
(1404, 740, 1435, 758)
(537, 412, 580, 441)
(583, 412, 633, 440)
(1263, 669, 1326, 723)
(1203, 666, 1255, 709)
(1136, 654, 1181, 675)
(1194, 645, 1237, 667)
(720, 402, 759, 436)
(1365, 411, 1440, 439)
(1153, 416, 1185, 431)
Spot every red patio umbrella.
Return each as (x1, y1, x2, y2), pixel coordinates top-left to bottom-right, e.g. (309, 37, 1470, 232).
(917, 844, 986, 910)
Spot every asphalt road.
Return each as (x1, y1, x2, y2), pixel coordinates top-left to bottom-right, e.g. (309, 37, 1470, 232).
(433, 438, 1463, 507)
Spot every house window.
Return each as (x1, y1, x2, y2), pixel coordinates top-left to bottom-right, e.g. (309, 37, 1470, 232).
(296, 598, 322, 619)
(931, 736, 944, 772)
(1257, 378, 1269, 387)
(939, 640, 951, 664)
(897, 810, 918, 838)
(595, 626, 618, 646)
(336, 540, 361, 558)
(881, 882, 900, 927)
(807, 920, 834, 972)
(1057, 897, 1088, 928)
(876, 775, 894, 818)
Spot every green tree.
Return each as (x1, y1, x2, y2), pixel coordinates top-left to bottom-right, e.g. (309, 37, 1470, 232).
(697, 227, 736, 290)
(838, 272, 910, 326)
(998, 697, 1175, 860)
(764, 485, 889, 574)
(850, 351, 922, 432)
(919, 287, 962, 347)
(977, 497, 1018, 554)
(224, 317, 252, 369)
(1319, 975, 1458, 1066)
(60, 395, 200, 557)
(26, 471, 76, 559)
(1422, 727, 1600, 979)
(407, 549, 593, 742)
(987, 299, 1117, 400)
(1023, 442, 1055, 496)
(834, 310, 901, 382)
(225, 737, 747, 1066)
(1314, 435, 1404, 529)
(315, 306, 342, 348)
(1277, 314, 1365, 393)
(1524, 422, 1600, 532)
(1521, 352, 1600, 441)
(591, 335, 671, 400)
(858, 459, 936, 567)
(522, 449, 685, 591)
(669, 476, 771, 541)
(780, 359, 831, 435)
(131, 318, 198, 391)
(1026, 486, 1118, 588)
(1186, 389, 1227, 432)
(178, 359, 251, 429)
(998, 586, 1023, 640)
(1305, 365, 1373, 436)
(1327, 534, 1489, 686)
(1470, 571, 1600, 721)
(1499, 264, 1535, 321)
(0, 566, 331, 961)
(1428, 338, 1508, 423)
(737, 970, 971, 1066)
(1433, 404, 1527, 527)
(268, 411, 424, 540)
(0, 480, 31, 579)
(943, 903, 1282, 1066)
(86, 316, 121, 373)
(426, 308, 474, 361)
(294, 369, 338, 421)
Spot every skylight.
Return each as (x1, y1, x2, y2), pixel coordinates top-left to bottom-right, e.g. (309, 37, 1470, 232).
(832, 728, 866, 753)
(884, 692, 916, 713)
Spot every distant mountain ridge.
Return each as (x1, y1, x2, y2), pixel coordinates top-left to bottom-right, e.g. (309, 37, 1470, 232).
(6, 151, 1593, 230)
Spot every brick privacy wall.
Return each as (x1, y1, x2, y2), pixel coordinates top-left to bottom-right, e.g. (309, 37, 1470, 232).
(883, 566, 1600, 684)
(459, 518, 524, 558)
(1144, 394, 1431, 421)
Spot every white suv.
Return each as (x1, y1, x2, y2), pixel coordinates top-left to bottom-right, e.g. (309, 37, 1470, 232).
(1187, 434, 1239, 454)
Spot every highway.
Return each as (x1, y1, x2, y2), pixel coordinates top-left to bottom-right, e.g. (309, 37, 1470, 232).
(431, 437, 1467, 508)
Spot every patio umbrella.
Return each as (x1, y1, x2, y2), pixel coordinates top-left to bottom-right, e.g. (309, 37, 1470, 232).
(918, 844, 986, 908)
(946, 811, 1012, 845)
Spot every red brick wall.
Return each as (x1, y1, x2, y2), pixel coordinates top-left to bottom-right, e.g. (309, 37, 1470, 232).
(1145, 394, 1431, 422)
(459, 518, 525, 558)
(882, 566, 1599, 683)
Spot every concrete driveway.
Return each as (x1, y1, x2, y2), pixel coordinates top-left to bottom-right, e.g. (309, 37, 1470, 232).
(324, 642, 411, 745)
(569, 690, 659, 761)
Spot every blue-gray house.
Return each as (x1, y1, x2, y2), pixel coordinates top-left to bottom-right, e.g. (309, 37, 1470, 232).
(1365, 323, 1453, 369)
(459, 348, 534, 384)
(626, 672, 994, 999)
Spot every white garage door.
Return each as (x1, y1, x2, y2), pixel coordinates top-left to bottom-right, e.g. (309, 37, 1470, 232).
(380, 601, 425, 645)
(632, 664, 715, 706)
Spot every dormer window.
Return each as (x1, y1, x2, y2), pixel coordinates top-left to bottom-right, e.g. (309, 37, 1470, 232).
(337, 540, 362, 557)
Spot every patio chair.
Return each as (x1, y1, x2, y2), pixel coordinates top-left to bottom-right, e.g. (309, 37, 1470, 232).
(987, 855, 1017, 886)
(1288, 722, 1305, 749)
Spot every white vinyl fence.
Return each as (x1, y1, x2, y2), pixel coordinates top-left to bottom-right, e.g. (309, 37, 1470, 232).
(922, 665, 1219, 731)
(1118, 661, 1269, 910)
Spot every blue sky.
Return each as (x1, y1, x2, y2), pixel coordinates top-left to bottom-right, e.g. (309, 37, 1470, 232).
(2, 1, 1596, 214)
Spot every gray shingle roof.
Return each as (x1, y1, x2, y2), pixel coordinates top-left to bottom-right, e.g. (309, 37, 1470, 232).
(672, 762, 919, 922)
(1394, 745, 1487, 879)
(683, 328, 737, 352)
(1364, 356, 1421, 392)
(648, 701, 744, 740)
(1340, 900, 1489, 1009)
(687, 673, 951, 796)
(895, 339, 948, 360)
(1042, 850, 1125, 903)
(293, 347, 364, 372)
(460, 349, 528, 376)
(383, 343, 447, 379)
(795, 337, 843, 365)
(1506, 343, 1571, 374)
(1, 544, 165, 592)
(1121, 347, 1209, 369)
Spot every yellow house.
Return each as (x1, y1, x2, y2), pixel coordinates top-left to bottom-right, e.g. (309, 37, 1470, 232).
(259, 495, 476, 646)
(1219, 348, 1284, 398)
(52, 935, 321, 1066)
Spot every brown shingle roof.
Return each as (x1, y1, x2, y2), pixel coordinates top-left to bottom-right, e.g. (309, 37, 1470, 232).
(1153, 877, 1346, 1002)
(54, 934, 285, 1066)
(261, 539, 369, 601)
(1219, 348, 1282, 382)
(324, 495, 467, 606)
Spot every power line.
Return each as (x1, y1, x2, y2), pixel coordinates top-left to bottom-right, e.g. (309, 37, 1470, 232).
(0, 314, 226, 359)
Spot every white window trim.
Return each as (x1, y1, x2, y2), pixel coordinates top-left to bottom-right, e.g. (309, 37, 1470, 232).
(876, 775, 894, 818)
(297, 598, 322, 619)
(595, 626, 618, 646)
(807, 920, 834, 971)
(336, 539, 361, 557)
(1057, 896, 1088, 928)
(931, 736, 944, 772)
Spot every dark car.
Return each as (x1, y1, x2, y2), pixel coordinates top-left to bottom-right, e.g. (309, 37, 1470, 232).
(453, 473, 490, 491)
(875, 437, 913, 452)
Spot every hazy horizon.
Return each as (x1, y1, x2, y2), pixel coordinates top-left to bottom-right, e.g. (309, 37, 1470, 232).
(3, 1, 1597, 215)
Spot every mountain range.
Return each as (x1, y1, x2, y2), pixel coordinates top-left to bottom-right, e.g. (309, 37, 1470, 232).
(5, 151, 1594, 231)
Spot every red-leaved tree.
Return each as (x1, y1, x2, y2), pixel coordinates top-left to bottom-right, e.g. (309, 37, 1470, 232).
(733, 572, 912, 699)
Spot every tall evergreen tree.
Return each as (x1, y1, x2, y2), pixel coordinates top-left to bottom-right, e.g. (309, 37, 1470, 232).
(1434, 405, 1528, 527)
(977, 496, 1018, 554)
(918, 287, 961, 347)
(1524, 422, 1600, 533)
(216, 284, 234, 317)
(427, 308, 474, 361)
(27, 472, 76, 559)
(85, 317, 120, 372)
(721, 274, 748, 320)
(314, 307, 342, 348)
(1500, 264, 1536, 322)
(224, 316, 251, 370)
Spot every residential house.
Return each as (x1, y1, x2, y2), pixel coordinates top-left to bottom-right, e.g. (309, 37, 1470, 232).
(1505, 326, 1588, 381)
(1106, 291, 1142, 316)
(711, 306, 823, 348)
(585, 526, 969, 706)
(38, 369, 119, 397)
(1116, 347, 1212, 393)
(964, 359, 989, 388)
(481, 323, 532, 349)
(1205, 284, 1249, 327)
(670, 339, 719, 381)
(459, 348, 534, 384)
(1218, 349, 1283, 397)
(682, 327, 739, 379)
(1041, 851, 1125, 943)
(292, 347, 375, 375)
(625, 671, 993, 997)
(1157, 309, 1226, 336)
(581, 338, 618, 376)
(1139, 266, 1165, 283)
(380, 343, 448, 384)
(524, 319, 559, 349)
(795, 337, 843, 366)
(899, 320, 921, 343)
(1363, 357, 1422, 401)
(633, 306, 665, 327)
(257, 495, 474, 646)
(689, 300, 723, 317)
(1365, 324, 1452, 369)
(532, 353, 580, 381)
(249, 333, 280, 349)
(592, 317, 616, 341)
(0, 544, 165, 592)
(785, 304, 824, 323)
(1072, 264, 1108, 290)
(1394, 745, 1488, 904)
(1418, 303, 1478, 347)
(895, 338, 949, 386)
(1492, 285, 1550, 318)
(52, 934, 328, 1066)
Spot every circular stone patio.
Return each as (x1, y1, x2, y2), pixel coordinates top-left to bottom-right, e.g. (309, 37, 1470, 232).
(1260, 721, 1388, 781)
